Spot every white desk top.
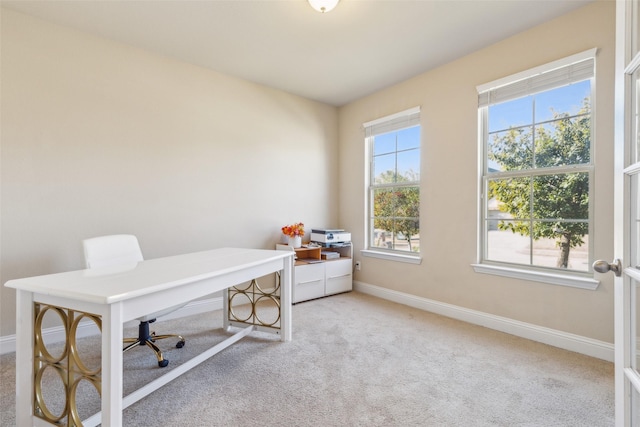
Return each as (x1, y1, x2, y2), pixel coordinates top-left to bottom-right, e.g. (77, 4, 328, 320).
(4, 247, 293, 305)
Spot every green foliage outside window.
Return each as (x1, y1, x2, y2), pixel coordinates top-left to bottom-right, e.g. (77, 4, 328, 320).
(373, 170, 419, 252)
(488, 100, 590, 268)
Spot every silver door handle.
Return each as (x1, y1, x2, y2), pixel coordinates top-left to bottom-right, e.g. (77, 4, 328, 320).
(593, 259, 622, 277)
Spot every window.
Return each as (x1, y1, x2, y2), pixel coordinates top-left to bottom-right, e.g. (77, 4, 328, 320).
(364, 107, 421, 259)
(477, 50, 595, 279)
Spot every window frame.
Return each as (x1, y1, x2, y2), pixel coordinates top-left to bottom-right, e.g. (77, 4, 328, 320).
(473, 49, 600, 290)
(362, 107, 422, 264)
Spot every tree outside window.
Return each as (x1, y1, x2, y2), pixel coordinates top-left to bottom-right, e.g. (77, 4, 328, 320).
(483, 79, 592, 272)
(368, 124, 420, 253)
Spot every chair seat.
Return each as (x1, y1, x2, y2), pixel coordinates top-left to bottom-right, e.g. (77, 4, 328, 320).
(83, 234, 187, 367)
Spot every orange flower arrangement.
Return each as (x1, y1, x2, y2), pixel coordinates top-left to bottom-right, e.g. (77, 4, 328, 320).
(282, 222, 305, 238)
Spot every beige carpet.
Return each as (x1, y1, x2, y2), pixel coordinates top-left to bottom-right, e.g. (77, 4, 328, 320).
(0, 291, 614, 426)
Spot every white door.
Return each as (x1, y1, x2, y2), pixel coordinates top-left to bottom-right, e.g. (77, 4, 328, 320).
(606, 1, 640, 425)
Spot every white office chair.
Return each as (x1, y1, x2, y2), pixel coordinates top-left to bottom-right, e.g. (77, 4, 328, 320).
(82, 234, 186, 367)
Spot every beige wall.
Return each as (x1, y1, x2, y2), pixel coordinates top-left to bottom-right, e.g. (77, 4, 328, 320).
(0, 9, 338, 336)
(339, 1, 616, 343)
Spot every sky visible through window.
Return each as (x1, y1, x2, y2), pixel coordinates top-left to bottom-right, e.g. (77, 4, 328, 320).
(487, 80, 591, 172)
(373, 126, 420, 182)
(488, 80, 590, 133)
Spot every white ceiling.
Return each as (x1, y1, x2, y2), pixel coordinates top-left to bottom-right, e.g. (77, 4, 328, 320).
(2, 0, 594, 106)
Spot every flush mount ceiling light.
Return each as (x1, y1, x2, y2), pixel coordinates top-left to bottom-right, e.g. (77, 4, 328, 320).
(308, 0, 339, 13)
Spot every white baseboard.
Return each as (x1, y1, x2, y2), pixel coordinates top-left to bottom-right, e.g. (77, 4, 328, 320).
(354, 281, 614, 362)
(2, 286, 614, 362)
(0, 297, 223, 355)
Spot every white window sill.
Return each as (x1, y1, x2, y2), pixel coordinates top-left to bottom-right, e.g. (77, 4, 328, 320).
(471, 264, 600, 290)
(361, 249, 422, 264)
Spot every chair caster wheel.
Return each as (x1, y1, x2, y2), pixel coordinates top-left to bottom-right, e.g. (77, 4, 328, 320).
(158, 359, 169, 368)
(176, 341, 185, 349)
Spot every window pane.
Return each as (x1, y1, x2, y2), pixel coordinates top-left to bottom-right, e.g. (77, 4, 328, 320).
(488, 96, 533, 133)
(534, 81, 590, 122)
(373, 132, 396, 156)
(532, 173, 589, 220)
(632, 175, 640, 270)
(373, 153, 395, 184)
(373, 187, 419, 220)
(487, 177, 531, 220)
(488, 127, 533, 171)
(395, 186, 420, 221)
(371, 227, 420, 253)
(486, 224, 531, 264)
(634, 68, 640, 163)
(397, 126, 420, 151)
(634, 0, 640, 58)
(534, 117, 590, 167)
(393, 230, 420, 253)
(486, 222, 588, 271)
(634, 280, 640, 376)
(633, 377, 640, 424)
(373, 187, 396, 216)
(372, 186, 419, 252)
(397, 148, 420, 181)
(372, 227, 393, 250)
(530, 222, 589, 271)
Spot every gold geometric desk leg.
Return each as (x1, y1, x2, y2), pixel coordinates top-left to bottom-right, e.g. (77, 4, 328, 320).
(227, 273, 282, 333)
(33, 303, 101, 426)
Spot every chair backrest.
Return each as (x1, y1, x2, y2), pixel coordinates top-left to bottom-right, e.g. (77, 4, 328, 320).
(83, 234, 144, 269)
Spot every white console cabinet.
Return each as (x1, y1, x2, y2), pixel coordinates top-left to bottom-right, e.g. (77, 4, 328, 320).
(276, 244, 352, 303)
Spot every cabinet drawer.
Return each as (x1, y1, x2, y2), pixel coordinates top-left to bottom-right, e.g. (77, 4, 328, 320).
(295, 263, 324, 283)
(325, 259, 351, 277)
(293, 263, 325, 303)
(325, 260, 352, 295)
(294, 279, 324, 303)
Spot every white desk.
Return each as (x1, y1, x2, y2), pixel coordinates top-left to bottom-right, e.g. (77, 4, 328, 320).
(4, 247, 294, 427)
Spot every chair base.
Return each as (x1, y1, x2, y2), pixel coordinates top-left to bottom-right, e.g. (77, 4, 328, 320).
(123, 319, 185, 367)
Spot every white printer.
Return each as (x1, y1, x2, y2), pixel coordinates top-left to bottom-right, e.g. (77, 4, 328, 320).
(310, 228, 351, 246)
